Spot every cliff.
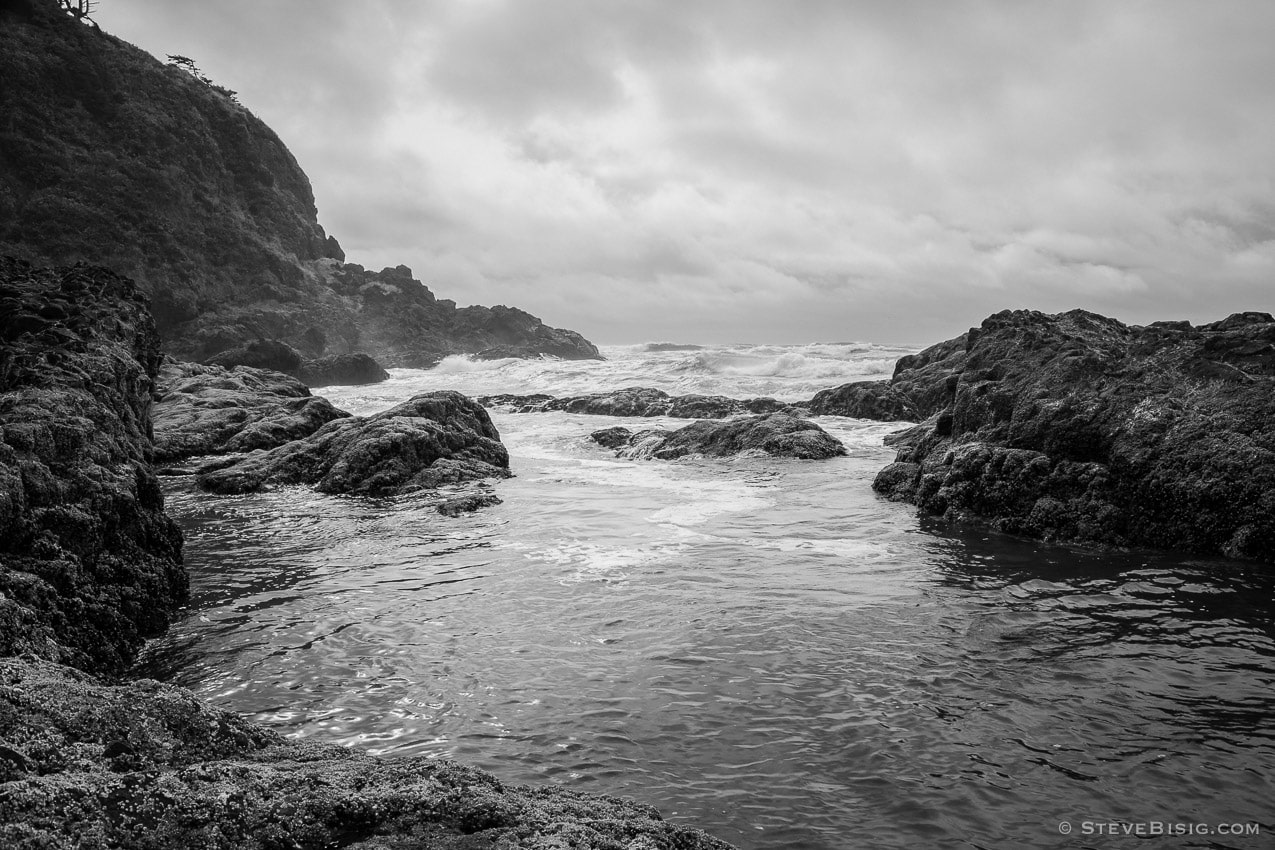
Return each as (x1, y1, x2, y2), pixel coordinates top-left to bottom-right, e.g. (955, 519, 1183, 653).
(0, 258, 730, 849)
(868, 309, 1275, 563)
(0, 0, 600, 367)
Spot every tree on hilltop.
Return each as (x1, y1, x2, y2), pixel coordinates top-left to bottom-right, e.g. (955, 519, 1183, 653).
(58, 0, 99, 28)
(166, 54, 239, 104)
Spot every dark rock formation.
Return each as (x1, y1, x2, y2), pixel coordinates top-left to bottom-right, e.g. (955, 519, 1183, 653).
(592, 414, 847, 460)
(483, 387, 796, 419)
(0, 259, 184, 676)
(0, 657, 733, 850)
(0, 1, 600, 367)
(152, 360, 350, 463)
(297, 352, 390, 387)
(196, 391, 511, 496)
(437, 492, 503, 516)
(202, 340, 391, 387)
(873, 309, 1275, 563)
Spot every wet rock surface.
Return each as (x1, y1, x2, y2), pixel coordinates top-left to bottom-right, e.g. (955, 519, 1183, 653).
(0, 657, 733, 850)
(196, 391, 511, 496)
(873, 309, 1275, 562)
(592, 414, 847, 460)
(0, 259, 184, 676)
(152, 360, 350, 463)
(483, 387, 797, 419)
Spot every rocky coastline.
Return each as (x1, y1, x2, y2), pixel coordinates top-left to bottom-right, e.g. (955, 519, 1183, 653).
(0, 259, 733, 849)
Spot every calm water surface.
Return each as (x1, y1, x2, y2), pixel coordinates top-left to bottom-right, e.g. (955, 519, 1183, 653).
(140, 347, 1275, 849)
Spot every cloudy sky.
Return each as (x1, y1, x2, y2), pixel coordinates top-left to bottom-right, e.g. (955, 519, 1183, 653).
(98, 1, 1274, 345)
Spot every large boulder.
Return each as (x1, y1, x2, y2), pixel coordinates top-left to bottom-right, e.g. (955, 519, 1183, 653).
(592, 414, 846, 460)
(0, 259, 184, 676)
(152, 360, 351, 463)
(196, 391, 511, 496)
(297, 352, 390, 387)
(873, 309, 1275, 562)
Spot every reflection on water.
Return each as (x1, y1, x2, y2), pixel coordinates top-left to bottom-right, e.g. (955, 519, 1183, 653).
(139, 412, 1275, 850)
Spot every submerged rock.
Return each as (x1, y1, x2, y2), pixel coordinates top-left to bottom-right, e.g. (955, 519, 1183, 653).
(153, 360, 351, 463)
(483, 387, 797, 419)
(873, 309, 1275, 562)
(0, 259, 184, 676)
(197, 391, 511, 496)
(0, 657, 733, 850)
(592, 414, 846, 460)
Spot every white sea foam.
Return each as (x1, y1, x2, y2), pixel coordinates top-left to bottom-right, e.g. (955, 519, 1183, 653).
(320, 341, 919, 410)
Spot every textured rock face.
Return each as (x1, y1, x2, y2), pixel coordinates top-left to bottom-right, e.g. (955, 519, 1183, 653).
(0, 1, 600, 366)
(483, 387, 795, 419)
(873, 309, 1275, 562)
(0, 258, 184, 676)
(152, 360, 351, 463)
(592, 414, 847, 460)
(196, 391, 511, 496)
(0, 658, 734, 850)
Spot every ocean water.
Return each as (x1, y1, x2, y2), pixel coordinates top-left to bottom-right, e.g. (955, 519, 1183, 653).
(140, 342, 1275, 849)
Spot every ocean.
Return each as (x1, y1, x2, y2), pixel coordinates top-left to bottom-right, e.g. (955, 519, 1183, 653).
(141, 342, 1274, 849)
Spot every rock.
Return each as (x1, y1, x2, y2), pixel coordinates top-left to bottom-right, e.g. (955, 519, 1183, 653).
(807, 334, 968, 421)
(807, 380, 918, 420)
(481, 388, 799, 419)
(437, 492, 503, 516)
(593, 414, 846, 460)
(0, 5, 601, 368)
(0, 258, 184, 676)
(297, 352, 389, 387)
(204, 338, 304, 373)
(196, 391, 511, 496)
(872, 308, 1275, 563)
(152, 360, 351, 463)
(0, 657, 734, 850)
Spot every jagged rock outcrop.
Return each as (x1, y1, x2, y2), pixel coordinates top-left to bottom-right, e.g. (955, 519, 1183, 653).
(591, 414, 847, 460)
(152, 360, 350, 463)
(0, 0, 600, 366)
(0, 258, 184, 676)
(873, 309, 1275, 563)
(196, 391, 511, 496)
(483, 387, 795, 418)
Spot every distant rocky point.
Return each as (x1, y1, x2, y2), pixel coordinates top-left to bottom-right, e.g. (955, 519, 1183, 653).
(0, 0, 600, 368)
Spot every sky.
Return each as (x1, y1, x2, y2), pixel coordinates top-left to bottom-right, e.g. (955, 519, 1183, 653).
(96, 1, 1275, 346)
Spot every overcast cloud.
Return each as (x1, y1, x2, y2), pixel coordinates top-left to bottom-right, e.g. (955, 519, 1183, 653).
(97, 1, 1275, 344)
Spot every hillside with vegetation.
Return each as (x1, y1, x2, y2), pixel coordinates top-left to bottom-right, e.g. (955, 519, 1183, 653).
(0, 0, 600, 366)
